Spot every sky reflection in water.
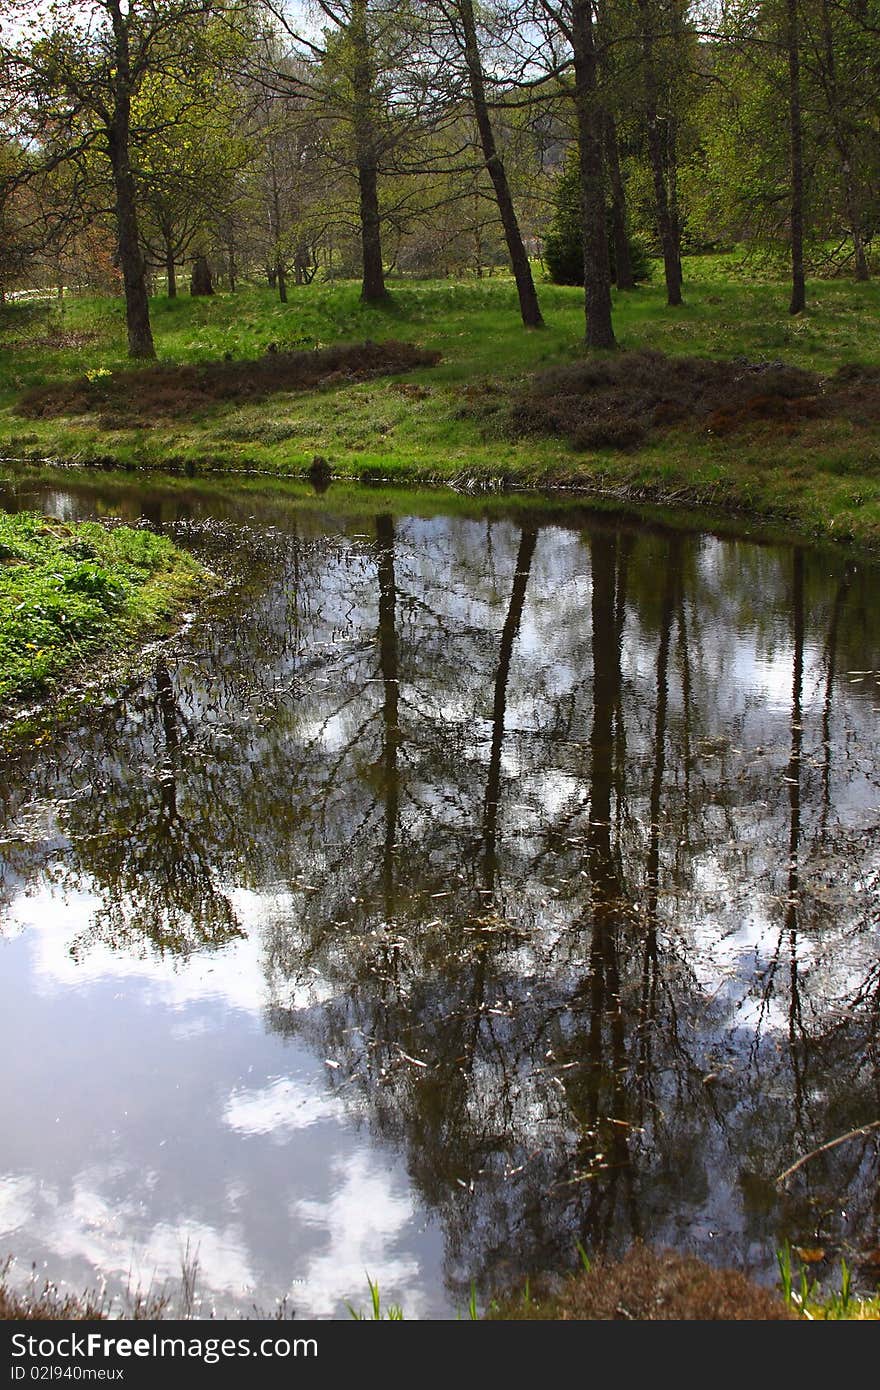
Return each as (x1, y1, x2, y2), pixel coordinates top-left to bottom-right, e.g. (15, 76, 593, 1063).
(0, 479, 878, 1316)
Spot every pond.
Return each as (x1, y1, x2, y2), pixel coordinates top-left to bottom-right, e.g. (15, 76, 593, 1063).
(0, 474, 878, 1318)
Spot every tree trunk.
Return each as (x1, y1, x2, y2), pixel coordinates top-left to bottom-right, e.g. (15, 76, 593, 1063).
(457, 0, 543, 327)
(165, 236, 176, 299)
(375, 513, 400, 918)
(190, 254, 214, 296)
(603, 112, 634, 290)
(483, 526, 538, 889)
(351, 0, 388, 303)
(851, 213, 869, 281)
(571, 0, 616, 348)
(787, 0, 806, 313)
(356, 153, 385, 302)
(636, 0, 682, 306)
(667, 116, 684, 285)
(818, 0, 868, 281)
(269, 176, 286, 303)
(107, 1, 155, 359)
(107, 125, 155, 357)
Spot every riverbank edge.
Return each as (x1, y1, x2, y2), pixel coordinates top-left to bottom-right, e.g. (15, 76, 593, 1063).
(2, 442, 878, 559)
(2, 1253, 877, 1320)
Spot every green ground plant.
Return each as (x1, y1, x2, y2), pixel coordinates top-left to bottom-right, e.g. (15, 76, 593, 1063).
(0, 511, 209, 713)
(777, 1244, 880, 1320)
(346, 1276, 405, 1320)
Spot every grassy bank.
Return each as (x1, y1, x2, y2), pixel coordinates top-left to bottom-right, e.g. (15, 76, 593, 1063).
(2, 257, 880, 546)
(3, 1246, 878, 1320)
(486, 1246, 880, 1321)
(0, 511, 209, 720)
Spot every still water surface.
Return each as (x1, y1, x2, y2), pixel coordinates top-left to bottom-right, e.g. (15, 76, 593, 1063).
(0, 476, 878, 1317)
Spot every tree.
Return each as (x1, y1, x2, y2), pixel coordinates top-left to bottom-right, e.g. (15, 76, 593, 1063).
(0, 141, 36, 298)
(570, 0, 616, 346)
(544, 148, 650, 285)
(525, 0, 617, 346)
(634, 0, 684, 305)
(442, 0, 544, 326)
(785, 0, 806, 312)
(133, 65, 250, 297)
(3, 1, 244, 356)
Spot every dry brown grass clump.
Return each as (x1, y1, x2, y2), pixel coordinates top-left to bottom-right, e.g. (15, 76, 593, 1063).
(0, 1279, 109, 1320)
(489, 1244, 795, 1320)
(0, 1268, 172, 1321)
(6, 331, 99, 353)
(16, 340, 441, 425)
(504, 349, 880, 450)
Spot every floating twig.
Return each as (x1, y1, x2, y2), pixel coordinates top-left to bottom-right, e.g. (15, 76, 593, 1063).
(775, 1120, 880, 1186)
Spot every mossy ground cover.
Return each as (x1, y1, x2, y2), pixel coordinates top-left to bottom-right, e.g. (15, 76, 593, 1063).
(0, 511, 208, 714)
(2, 255, 880, 545)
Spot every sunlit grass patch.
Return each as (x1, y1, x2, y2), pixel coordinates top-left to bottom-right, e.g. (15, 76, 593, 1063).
(4, 260, 880, 547)
(0, 511, 209, 711)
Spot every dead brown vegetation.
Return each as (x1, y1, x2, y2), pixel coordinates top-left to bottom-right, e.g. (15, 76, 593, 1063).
(0, 1282, 109, 1320)
(15, 341, 441, 425)
(6, 331, 99, 353)
(503, 349, 880, 450)
(489, 1244, 795, 1320)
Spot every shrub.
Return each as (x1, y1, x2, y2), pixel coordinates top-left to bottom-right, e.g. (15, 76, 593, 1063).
(543, 156, 651, 287)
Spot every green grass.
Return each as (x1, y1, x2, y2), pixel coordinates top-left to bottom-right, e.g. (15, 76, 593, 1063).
(776, 1244, 880, 1320)
(3, 256, 880, 545)
(0, 511, 209, 715)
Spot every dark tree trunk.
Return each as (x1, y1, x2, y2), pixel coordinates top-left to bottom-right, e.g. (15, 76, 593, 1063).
(637, 538, 677, 1064)
(787, 0, 806, 313)
(108, 144, 154, 356)
(351, 0, 388, 303)
(576, 531, 630, 1183)
(356, 153, 385, 302)
(784, 549, 805, 970)
(457, 0, 543, 327)
(604, 111, 635, 290)
(667, 116, 684, 285)
(164, 236, 176, 299)
(375, 513, 400, 917)
(190, 254, 214, 296)
(667, 0, 685, 286)
(482, 526, 538, 890)
(818, 0, 868, 281)
(571, 0, 616, 349)
(636, 0, 682, 306)
(106, 1, 154, 359)
(847, 173, 869, 281)
(268, 174, 287, 302)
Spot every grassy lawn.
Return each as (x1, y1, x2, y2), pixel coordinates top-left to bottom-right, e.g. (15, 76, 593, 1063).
(0, 511, 210, 720)
(2, 254, 880, 545)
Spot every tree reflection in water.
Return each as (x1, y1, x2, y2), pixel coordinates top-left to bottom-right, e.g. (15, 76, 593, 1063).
(1, 489, 879, 1300)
